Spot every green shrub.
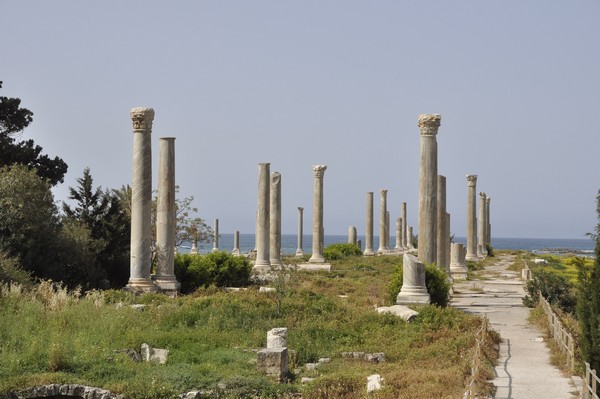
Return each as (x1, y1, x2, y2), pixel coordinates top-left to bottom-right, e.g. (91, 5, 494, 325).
(485, 243, 495, 257)
(323, 243, 362, 262)
(523, 268, 576, 314)
(174, 252, 252, 294)
(388, 261, 451, 307)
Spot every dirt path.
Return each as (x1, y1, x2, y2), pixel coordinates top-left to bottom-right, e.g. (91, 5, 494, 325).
(450, 254, 579, 398)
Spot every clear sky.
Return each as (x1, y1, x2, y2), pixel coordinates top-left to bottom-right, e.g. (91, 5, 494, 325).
(1, 1, 599, 239)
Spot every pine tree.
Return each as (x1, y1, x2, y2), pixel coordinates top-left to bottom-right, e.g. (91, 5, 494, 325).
(577, 190, 600, 371)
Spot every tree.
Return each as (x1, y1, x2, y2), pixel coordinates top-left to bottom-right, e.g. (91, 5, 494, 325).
(62, 168, 131, 287)
(0, 81, 67, 185)
(0, 164, 61, 278)
(578, 190, 600, 372)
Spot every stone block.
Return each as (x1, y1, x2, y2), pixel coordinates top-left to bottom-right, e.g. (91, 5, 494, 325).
(257, 347, 288, 381)
(376, 305, 418, 322)
(267, 327, 288, 348)
(141, 343, 169, 364)
(367, 374, 384, 393)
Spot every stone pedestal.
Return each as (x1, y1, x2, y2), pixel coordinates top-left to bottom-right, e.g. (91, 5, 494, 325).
(450, 243, 468, 279)
(364, 192, 375, 256)
(466, 175, 479, 261)
(309, 165, 327, 263)
(232, 230, 241, 256)
(270, 172, 283, 267)
(296, 207, 304, 257)
(418, 114, 440, 265)
(255, 163, 271, 269)
(127, 107, 158, 293)
(257, 348, 288, 382)
(154, 137, 180, 291)
(396, 253, 430, 305)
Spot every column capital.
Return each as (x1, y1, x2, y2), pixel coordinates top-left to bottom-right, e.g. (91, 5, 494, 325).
(130, 107, 155, 131)
(466, 174, 478, 186)
(312, 165, 327, 177)
(486, 197, 491, 204)
(418, 114, 441, 136)
(298, 206, 304, 212)
(479, 192, 487, 199)
(271, 171, 281, 183)
(380, 189, 388, 196)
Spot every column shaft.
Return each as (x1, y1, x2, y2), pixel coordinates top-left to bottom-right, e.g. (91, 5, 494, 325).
(296, 207, 304, 257)
(255, 163, 271, 267)
(270, 172, 282, 267)
(466, 175, 479, 261)
(309, 165, 327, 263)
(364, 192, 375, 256)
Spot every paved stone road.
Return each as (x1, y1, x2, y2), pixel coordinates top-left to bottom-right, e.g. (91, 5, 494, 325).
(451, 254, 579, 399)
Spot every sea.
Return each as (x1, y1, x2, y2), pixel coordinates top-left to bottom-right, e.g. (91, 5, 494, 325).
(181, 234, 595, 256)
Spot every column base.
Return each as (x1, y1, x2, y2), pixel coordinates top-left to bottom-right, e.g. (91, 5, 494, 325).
(396, 288, 430, 306)
(363, 249, 375, 257)
(465, 254, 479, 262)
(125, 278, 159, 294)
(450, 265, 468, 280)
(153, 275, 181, 291)
(232, 249, 241, 256)
(295, 249, 304, 257)
(308, 255, 325, 263)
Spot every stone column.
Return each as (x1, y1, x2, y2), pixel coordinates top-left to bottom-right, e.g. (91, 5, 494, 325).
(396, 253, 430, 305)
(450, 243, 468, 279)
(377, 190, 388, 254)
(212, 218, 219, 252)
(486, 197, 492, 246)
(418, 114, 440, 265)
(348, 226, 357, 246)
(445, 213, 452, 275)
(395, 218, 402, 250)
(232, 230, 241, 256)
(478, 192, 487, 258)
(295, 207, 304, 257)
(386, 211, 391, 251)
(270, 172, 283, 267)
(401, 202, 408, 249)
(309, 165, 327, 263)
(255, 163, 271, 268)
(364, 192, 375, 256)
(127, 107, 157, 293)
(436, 175, 447, 270)
(466, 174, 479, 261)
(407, 226, 415, 249)
(154, 137, 180, 291)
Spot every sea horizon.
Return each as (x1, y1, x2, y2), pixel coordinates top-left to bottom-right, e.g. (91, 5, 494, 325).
(181, 233, 595, 256)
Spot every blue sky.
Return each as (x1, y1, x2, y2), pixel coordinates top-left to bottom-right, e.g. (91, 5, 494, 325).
(1, 1, 599, 239)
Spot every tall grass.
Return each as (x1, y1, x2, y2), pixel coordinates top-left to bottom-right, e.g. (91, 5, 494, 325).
(0, 256, 495, 398)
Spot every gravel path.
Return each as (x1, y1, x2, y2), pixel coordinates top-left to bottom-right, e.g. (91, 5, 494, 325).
(450, 254, 579, 398)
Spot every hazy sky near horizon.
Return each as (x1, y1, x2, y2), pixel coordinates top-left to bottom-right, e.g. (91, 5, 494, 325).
(1, 1, 599, 240)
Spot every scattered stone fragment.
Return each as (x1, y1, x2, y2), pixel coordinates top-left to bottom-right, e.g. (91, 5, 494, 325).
(376, 304, 418, 322)
(367, 374, 384, 393)
(318, 357, 331, 364)
(341, 351, 385, 363)
(301, 377, 316, 384)
(259, 286, 276, 293)
(305, 363, 319, 370)
(267, 327, 288, 349)
(140, 343, 169, 364)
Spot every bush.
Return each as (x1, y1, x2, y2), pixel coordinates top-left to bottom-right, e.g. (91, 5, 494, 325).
(485, 243, 495, 257)
(388, 261, 451, 307)
(523, 268, 576, 314)
(323, 243, 362, 262)
(174, 252, 252, 294)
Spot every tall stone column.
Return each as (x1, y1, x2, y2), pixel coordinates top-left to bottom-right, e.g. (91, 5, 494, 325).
(364, 192, 375, 256)
(377, 190, 388, 254)
(486, 197, 492, 246)
(436, 175, 447, 270)
(232, 230, 241, 256)
(270, 172, 283, 267)
(348, 226, 357, 246)
(212, 218, 219, 252)
(309, 165, 327, 263)
(154, 137, 180, 291)
(255, 163, 271, 268)
(466, 175, 479, 261)
(418, 114, 440, 265)
(395, 218, 402, 250)
(445, 213, 452, 275)
(401, 202, 408, 249)
(386, 211, 391, 250)
(407, 226, 415, 249)
(295, 207, 304, 257)
(478, 192, 487, 258)
(127, 107, 157, 293)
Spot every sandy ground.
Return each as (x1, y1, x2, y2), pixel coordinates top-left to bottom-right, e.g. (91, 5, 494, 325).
(450, 254, 580, 399)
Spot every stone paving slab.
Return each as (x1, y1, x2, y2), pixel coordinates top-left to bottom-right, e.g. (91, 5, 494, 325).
(451, 255, 579, 399)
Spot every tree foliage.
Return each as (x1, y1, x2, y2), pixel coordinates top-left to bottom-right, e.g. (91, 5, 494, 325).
(578, 189, 600, 372)
(0, 81, 67, 185)
(62, 168, 131, 288)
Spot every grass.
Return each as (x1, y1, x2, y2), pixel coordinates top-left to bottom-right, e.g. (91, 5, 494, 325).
(0, 256, 497, 399)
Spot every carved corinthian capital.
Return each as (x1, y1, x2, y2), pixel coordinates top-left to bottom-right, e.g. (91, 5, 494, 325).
(418, 114, 442, 136)
(467, 174, 478, 187)
(312, 165, 327, 177)
(130, 107, 155, 131)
